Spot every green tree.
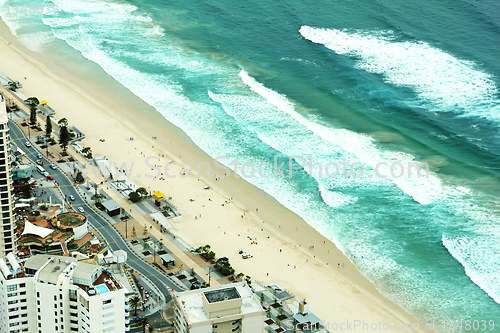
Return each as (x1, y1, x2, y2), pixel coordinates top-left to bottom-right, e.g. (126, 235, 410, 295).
(136, 187, 148, 197)
(245, 275, 252, 287)
(81, 147, 92, 159)
(59, 125, 70, 153)
(277, 305, 284, 316)
(58, 118, 68, 127)
(265, 308, 272, 319)
(235, 272, 244, 281)
(131, 226, 137, 239)
(45, 116, 52, 139)
(158, 239, 164, 251)
(189, 268, 195, 277)
(260, 293, 265, 306)
(139, 316, 150, 333)
(26, 97, 39, 105)
(214, 257, 235, 276)
(8, 81, 20, 91)
(76, 170, 85, 183)
(129, 295, 140, 316)
(142, 224, 148, 238)
(29, 104, 37, 125)
(129, 191, 141, 202)
(143, 241, 150, 251)
(91, 193, 106, 204)
(21, 183, 31, 198)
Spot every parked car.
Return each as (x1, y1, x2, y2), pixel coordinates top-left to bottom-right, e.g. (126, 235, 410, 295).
(46, 175, 54, 180)
(37, 153, 43, 159)
(37, 160, 43, 166)
(77, 207, 84, 213)
(25, 142, 31, 147)
(50, 164, 57, 169)
(242, 253, 253, 259)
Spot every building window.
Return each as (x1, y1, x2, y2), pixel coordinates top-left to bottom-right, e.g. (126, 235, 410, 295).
(7, 284, 17, 292)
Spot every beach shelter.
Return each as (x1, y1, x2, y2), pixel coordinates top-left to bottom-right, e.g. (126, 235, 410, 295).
(40, 100, 48, 106)
(154, 191, 165, 207)
(153, 191, 165, 201)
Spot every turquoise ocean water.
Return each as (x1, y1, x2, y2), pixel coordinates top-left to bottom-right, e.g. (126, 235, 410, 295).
(1, 0, 500, 330)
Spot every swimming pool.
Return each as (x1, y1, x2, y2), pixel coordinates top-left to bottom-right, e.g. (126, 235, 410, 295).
(95, 284, 110, 294)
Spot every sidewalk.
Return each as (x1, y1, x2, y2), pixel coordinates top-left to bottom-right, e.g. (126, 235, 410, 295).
(101, 188, 219, 287)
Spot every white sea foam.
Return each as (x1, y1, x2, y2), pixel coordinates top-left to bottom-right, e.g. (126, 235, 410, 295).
(299, 26, 500, 120)
(238, 70, 454, 206)
(443, 234, 500, 304)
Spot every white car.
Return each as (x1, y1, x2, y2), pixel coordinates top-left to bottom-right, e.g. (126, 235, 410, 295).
(25, 142, 31, 147)
(242, 253, 253, 259)
(50, 164, 57, 170)
(78, 207, 84, 213)
(69, 195, 75, 201)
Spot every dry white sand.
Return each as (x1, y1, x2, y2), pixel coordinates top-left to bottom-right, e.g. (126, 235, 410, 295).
(0, 20, 429, 331)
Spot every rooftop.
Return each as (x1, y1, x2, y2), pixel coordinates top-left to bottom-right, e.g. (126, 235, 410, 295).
(204, 287, 240, 303)
(34, 256, 78, 285)
(175, 282, 263, 324)
(102, 199, 121, 211)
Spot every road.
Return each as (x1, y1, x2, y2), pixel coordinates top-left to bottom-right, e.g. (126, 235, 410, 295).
(9, 120, 182, 317)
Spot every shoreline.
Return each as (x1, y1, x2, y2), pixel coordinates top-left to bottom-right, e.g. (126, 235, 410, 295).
(0, 18, 430, 330)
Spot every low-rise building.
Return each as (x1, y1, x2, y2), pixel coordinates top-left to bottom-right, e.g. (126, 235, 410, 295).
(173, 282, 264, 333)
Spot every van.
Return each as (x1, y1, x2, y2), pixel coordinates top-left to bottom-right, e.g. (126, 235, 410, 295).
(36, 165, 45, 174)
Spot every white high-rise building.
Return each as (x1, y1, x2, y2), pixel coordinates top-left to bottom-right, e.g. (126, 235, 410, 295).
(173, 282, 265, 333)
(0, 93, 15, 257)
(0, 254, 130, 333)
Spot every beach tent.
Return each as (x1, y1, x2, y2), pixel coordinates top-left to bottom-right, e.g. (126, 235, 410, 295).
(40, 100, 48, 106)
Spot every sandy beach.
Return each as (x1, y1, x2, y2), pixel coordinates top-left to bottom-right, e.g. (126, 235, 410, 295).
(0, 18, 429, 331)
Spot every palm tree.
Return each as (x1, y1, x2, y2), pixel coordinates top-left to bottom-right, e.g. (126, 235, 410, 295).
(129, 295, 140, 316)
(91, 193, 106, 204)
(139, 316, 150, 333)
(57, 118, 68, 127)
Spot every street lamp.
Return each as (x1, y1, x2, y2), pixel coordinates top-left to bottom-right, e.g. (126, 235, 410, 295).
(207, 266, 212, 287)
